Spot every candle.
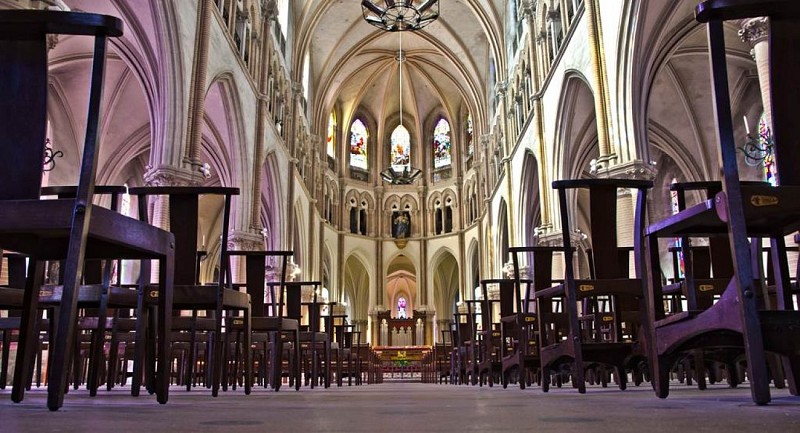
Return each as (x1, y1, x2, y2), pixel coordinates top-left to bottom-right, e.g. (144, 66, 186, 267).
(744, 115, 750, 135)
(202, 234, 206, 247)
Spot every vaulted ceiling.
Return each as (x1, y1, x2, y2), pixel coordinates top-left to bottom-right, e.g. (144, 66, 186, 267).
(292, 1, 507, 137)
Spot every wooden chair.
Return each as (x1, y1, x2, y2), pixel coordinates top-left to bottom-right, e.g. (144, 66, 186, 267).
(296, 281, 330, 388)
(661, 182, 768, 389)
(503, 246, 563, 389)
(644, 0, 800, 405)
(128, 186, 251, 397)
(0, 10, 175, 411)
(537, 178, 652, 393)
(476, 278, 515, 387)
(0, 253, 29, 390)
(227, 250, 300, 391)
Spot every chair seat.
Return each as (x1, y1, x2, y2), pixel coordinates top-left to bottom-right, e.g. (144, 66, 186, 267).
(647, 185, 800, 238)
(229, 317, 298, 332)
(0, 287, 23, 308)
(38, 284, 139, 307)
(0, 200, 174, 260)
(166, 285, 250, 310)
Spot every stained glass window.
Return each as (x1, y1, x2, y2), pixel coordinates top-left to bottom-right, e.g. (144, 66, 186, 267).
(327, 112, 336, 158)
(466, 113, 474, 156)
(433, 118, 452, 169)
(670, 179, 684, 279)
(391, 124, 411, 173)
(349, 119, 368, 170)
(759, 112, 777, 186)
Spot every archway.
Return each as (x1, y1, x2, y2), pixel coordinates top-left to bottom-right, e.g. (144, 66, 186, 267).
(385, 254, 417, 319)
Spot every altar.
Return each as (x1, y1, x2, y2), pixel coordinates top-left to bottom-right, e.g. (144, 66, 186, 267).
(374, 345, 432, 380)
(376, 310, 428, 346)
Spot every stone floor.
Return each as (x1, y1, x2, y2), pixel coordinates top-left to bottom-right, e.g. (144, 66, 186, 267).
(0, 382, 799, 432)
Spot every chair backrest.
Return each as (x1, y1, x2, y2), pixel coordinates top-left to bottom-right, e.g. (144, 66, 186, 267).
(129, 187, 239, 286)
(282, 281, 321, 324)
(228, 250, 292, 317)
(510, 246, 562, 313)
(479, 279, 515, 325)
(553, 179, 653, 282)
(0, 11, 122, 203)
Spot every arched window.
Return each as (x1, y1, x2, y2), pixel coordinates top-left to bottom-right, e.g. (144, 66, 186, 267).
(670, 178, 684, 279)
(327, 112, 336, 158)
(466, 113, 474, 156)
(433, 118, 452, 169)
(391, 124, 411, 173)
(349, 119, 368, 170)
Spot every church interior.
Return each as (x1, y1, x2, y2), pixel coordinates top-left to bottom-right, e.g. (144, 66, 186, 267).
(0, 0, 799, 429)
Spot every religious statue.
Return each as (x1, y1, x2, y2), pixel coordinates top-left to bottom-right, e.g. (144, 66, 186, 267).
(397, 297, 407, 319)
(393, 211, 410, 239)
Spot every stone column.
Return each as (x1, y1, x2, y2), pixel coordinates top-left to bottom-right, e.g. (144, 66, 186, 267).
(585, 0, 615, 161)
(249, 3, 278, 234)
(522, 1, 552, 230)
(143, 167, 193, 282)
(739, 17, 772, 127)
(183, 0, 213, 177)
(226, 230, 265, 288)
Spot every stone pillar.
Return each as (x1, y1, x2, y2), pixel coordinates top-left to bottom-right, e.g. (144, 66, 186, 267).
(143, 166, 193, 282)
(739, 17, 772, 127)
(184, 0, 213, 176)
(585, 0, 615, 161)
(227, 230, 265, 287)
(249, 3, 278, 234)
(522, 1, 552, 230)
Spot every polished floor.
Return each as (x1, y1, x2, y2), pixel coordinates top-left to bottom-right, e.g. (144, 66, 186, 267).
(1, 381, 799, 432)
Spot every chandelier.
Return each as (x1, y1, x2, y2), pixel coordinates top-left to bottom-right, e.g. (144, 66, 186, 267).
(363, 2, 435, 185)
(361, 0, 440, 32)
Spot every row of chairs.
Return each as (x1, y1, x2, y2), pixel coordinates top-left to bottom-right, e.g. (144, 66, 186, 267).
(0, 9, 383, 410)
(439, 0, 800, 406)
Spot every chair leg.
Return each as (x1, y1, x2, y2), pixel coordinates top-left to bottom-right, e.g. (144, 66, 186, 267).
(243, 309, 252, 395)
(211, 308, 224, 397)
(272, 332, 282, 391)
(88, 280, 111, 396)
(0, 329, 10, 390)
(12, 261, 45, 404)
(294, 330, 301, 391)
(783, 354, 800, 396)
(156, 254, 174, 405)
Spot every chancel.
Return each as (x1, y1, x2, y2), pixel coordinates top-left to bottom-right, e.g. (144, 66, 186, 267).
(1, 0, 799, 430)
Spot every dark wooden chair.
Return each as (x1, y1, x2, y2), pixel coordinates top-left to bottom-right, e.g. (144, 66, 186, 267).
(503, 246, 563, 389)
(450, 307, 475, 385)
(537, 178, 652, 393)
(0, 10, 175, 411)
(227, 250, 300, 391)
(296, 281, 330, 388)
(476, 278, 515, 387)
(128, 186, 251, 397)
(660, 182, 768, 389)
(0, 253, 29, 390)
(644, 0, 800, 405)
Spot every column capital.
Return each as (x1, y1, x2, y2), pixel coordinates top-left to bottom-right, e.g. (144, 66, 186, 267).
(495, 81, 508, 96)
(521, 1, 536, 21)
(143, 165, 195, 187)
(739, 17, 769, 47)
(227, 230, 265, 252)
(605, 160, 657, 181)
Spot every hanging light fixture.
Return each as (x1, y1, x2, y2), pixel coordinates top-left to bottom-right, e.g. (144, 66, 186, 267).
(361, 0, 440, 32)
(366, 3, 437, 185)
(380, 32, 422, 185)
